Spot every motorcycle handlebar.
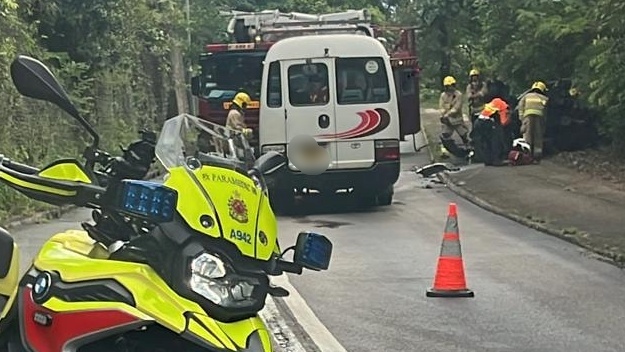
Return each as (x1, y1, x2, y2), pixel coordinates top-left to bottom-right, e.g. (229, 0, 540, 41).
(1, 158, 40, 175)
(276, 260, 303, 275)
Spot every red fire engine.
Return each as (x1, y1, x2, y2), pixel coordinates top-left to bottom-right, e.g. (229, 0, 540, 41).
(190, 9, 421, 153)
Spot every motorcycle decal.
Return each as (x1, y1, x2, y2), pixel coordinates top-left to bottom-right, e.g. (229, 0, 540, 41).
(20, 288, 142, 352)
(230, 229, 252, 244)
(228, 190, 249, 223)
(316, 108, 391, 139)
(202, 172, 258, 195)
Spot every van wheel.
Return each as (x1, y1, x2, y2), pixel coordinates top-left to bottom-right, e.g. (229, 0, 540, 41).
(360, 185, 393, 207)
(376, 185, 394, 206)
(269, 188, 295, 215)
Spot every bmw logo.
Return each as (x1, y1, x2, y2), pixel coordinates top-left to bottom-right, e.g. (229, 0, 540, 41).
(32, 272, 52, 302)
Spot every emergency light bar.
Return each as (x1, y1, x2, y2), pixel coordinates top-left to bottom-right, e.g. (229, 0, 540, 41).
(118, 180, 177, 223)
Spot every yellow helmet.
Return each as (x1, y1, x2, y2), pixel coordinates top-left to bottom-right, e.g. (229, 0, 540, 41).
(232, 92, 252, 109)
(443, 76, 456, 86)
(484, 103, 498, 112)
(469, 69, 480, 76)
(531, 81, 547, 93)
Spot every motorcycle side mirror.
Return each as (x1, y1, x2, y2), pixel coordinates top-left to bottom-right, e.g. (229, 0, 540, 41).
(293, 231, 332, 271)
(191, 76, 200, 96)
(10, 55, 100, 148)
(252, 151, 286, 175)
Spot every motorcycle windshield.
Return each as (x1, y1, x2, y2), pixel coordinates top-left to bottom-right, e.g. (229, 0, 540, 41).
(155, 114, 277, 261)
(155, 113, 254, 171)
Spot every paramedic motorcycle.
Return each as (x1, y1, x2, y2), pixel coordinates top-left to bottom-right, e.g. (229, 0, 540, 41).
(0, 55, 332, 351)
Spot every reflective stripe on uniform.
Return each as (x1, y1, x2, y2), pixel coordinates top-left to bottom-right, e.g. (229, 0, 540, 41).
(523, 109, 543, 116)
(522, 95, 547, 117)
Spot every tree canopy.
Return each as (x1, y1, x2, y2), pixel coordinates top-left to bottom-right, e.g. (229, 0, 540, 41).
(0, 0, 624, 220)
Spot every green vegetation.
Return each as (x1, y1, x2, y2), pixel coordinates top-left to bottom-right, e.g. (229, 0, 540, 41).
(398, 0, 625, 154)
(0, 0, 184, 221)
(1, 0, 624, 221)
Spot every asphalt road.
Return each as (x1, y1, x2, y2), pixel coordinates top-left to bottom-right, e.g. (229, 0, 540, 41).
(6, 139, 625, 352)
(275, 147, 625, 352)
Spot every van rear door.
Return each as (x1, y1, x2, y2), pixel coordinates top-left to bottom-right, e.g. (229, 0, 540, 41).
(281, 58, 338, 171)
(333, 57, 394, 169)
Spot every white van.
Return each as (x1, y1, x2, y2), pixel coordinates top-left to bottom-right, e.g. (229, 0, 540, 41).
(259, 34, 400, 209)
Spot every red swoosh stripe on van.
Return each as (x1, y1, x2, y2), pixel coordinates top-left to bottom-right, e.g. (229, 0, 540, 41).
(317, 110, 377, 139)
(316, 108, 391, 139)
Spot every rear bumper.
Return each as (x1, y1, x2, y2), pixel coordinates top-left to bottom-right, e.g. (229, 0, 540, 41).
(266, 161, 400, 194)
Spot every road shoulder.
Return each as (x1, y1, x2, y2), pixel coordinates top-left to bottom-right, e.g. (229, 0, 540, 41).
(421, 108, 625, 268)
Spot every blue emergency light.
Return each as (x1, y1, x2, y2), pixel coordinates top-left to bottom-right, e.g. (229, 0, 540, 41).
(119, 180, 177, 223)
(294, 232, 332, 271)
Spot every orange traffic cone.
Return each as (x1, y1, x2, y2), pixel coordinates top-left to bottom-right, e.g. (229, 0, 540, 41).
(426, 203, 474, 298)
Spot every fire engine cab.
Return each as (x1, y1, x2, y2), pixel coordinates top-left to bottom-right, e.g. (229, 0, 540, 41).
(190, 9, 422, 155)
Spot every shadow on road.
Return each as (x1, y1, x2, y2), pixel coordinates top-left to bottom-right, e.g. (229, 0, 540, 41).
(275, 192, 392, 219)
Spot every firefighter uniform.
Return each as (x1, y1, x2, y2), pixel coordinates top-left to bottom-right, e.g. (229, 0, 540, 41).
(226, 92, 253, 138)
(518, 81, 549, 160)
(226, 92, 250, 130)
(439, 76, 469, 145)
(465, 69, 488, 126)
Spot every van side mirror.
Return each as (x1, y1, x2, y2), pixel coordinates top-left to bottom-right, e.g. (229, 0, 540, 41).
(191, 76, 200, 96)
(253, 151, 286, 175)
(294, 231, 332, 271)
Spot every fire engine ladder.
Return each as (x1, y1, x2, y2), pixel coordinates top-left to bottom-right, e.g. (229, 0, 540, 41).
(220, 9, 376, 39)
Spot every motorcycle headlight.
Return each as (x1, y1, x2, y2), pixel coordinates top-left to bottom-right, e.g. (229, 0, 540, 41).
(189, 252, 260, 309)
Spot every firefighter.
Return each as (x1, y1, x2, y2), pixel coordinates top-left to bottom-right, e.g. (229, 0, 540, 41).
(226, 92, 253, 139)
(518, 81, 549, 161)
(466, 69, 488, 127)
(439, 76, 470, 150)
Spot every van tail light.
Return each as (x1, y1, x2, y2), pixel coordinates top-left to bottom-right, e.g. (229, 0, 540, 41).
(261, 144, 286, 154)
(375, 139, 400, 161)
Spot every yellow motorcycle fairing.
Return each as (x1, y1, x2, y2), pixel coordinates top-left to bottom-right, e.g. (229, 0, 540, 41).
(36, 158, 94, 184)
(164, 165, 279, 261)
(0, 235, 19, 320)
(27, 230, 272, 351)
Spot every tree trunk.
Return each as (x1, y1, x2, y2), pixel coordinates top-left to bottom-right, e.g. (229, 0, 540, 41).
(435, 16, 451, 90)
(170, 43, 189, 115)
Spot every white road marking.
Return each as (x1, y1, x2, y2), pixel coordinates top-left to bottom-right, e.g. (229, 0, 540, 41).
(271, 274, 348, 352)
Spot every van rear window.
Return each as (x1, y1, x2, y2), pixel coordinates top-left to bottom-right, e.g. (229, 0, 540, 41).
(336, 58, 390, 105)
(267, 61, 282, 108)
(288, 63, 329, 106)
